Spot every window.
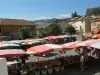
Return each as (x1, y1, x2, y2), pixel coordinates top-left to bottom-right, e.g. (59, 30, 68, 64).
(97, 24, 100, 29)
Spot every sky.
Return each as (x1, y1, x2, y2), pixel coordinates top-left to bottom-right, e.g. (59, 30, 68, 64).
(0, 0, 100, 20)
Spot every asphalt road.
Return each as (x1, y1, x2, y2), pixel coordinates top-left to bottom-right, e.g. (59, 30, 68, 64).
(51, 59, 100, 75)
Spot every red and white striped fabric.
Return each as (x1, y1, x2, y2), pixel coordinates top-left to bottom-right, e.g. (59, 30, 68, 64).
(21, 40, 40, 45)
(76, 39, 100, 47)
(8, 40, 23, 44)
(27, 44, 65, 55)
(55, 35, 64, 39)
(0, 49, 26, 57)
(76, 40, 95, 47)
(43, 36, 56, 40)
(89, 41, 100, 49)
(93, 34, 100, 39)
(83, 32, 92, 37)
(62, 41, 81, 49)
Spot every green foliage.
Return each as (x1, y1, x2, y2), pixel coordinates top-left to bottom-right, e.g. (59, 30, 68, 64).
(72, 11, 78, 18)
(49, 23, 62, 35)
(86, 6, 100, 16)
(36, 23, 62, 38)
(65, 25, 76, 34)
(18, 27, 29, 39)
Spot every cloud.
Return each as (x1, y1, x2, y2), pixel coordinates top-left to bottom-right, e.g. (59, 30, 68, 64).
(57, 14, 71, 19)
(8, 13, 71, 21)
(32, 16, 52, 20)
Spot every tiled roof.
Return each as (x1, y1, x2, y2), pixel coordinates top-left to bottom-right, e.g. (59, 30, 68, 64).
(0, 18, 37, 26)
(76, 16, 93, 22)
(76, 16, 86, 21)
(91, 16, 100, 22)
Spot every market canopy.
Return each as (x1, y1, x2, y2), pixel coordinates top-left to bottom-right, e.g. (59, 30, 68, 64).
(88, 41, 100, 49)
(93, 34, 100, 39)
(76, 40, 95, 47)
(21, 40, 42, 45)
(0, 49, 26, 57)
(43, 36, 56, 40)
(62, 41, 81, 49)
(8, 40, 23, 44)
(0, 44, 21, 49)
(7, 61, 20, 66)
(43, 35, 77, 40)
(27, 44, 65, 55)
(76, 39, 100, 47)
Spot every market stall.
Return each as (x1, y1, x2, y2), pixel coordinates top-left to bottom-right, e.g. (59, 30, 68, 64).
(0, 49, 26, 57)
(0, 44, 21, 49)
(26, 44, 66, 55)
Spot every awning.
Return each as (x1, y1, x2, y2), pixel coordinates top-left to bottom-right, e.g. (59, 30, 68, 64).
(0, 44, 21, 48)
(93, 34, 100, 39)
(43, 36, 56, 40)
(27, 44, 65, 55)
(76, 39, 100, 47)
(8, 40, 23, 44)
(7, 61, 20, 66)
(0, 49, 26, 57)
(21, 40, 41, 45)
(89, 42, 100, 49)
(62, 41, 81, 49)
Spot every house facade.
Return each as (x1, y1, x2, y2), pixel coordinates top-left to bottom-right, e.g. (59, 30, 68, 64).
(91, 18, 100, 31)
(68, 16, 93, 33)
(0, 18, 37, 40)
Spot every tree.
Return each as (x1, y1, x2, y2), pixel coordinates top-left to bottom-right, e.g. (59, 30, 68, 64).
(48, 23, 62, 35)
(86, 6, 100, 16)
(65, 25, 76, 34)
(72, 11, 78, 18)
(18, 27, 29, 39)
(36, 23, 62, 38)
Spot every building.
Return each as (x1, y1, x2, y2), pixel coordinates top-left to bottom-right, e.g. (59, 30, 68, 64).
(91, 16, 100, 31)
(0, 18, 37, 40)
(69, 16, 93, 33)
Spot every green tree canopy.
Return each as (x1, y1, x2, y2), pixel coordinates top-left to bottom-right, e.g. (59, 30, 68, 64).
(18, 27, 29, 39)
(71, 11, 78, 18)
(65, 25, 76, 34)
(36, 23, 62, 38)
(49, 23, 62, 35)
(86, 6, 100, 16)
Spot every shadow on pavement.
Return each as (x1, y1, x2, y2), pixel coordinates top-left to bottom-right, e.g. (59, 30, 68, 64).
(51, 59, 100, 75)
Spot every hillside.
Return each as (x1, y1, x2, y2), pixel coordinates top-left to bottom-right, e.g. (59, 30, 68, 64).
(86, 6, 100, 16)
